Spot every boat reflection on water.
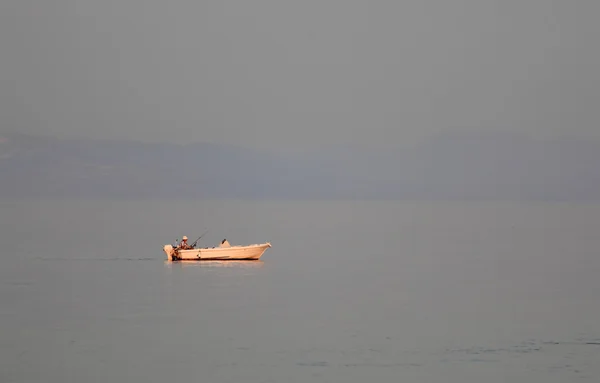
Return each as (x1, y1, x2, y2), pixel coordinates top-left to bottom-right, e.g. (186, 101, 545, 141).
(164, 260, 265, 268)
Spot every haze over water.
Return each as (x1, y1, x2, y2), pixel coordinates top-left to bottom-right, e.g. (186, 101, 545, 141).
(2, 0, 599, 381)
(1, 198, 599, 382)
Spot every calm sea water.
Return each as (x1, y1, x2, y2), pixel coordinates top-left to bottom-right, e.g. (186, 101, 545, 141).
(1, 198, 599, 382)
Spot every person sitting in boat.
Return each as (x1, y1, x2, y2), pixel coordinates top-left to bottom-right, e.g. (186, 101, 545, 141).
(178, 236, 193, 249)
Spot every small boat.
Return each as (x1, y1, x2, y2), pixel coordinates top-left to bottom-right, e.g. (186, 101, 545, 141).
(163, 239, 271, 261)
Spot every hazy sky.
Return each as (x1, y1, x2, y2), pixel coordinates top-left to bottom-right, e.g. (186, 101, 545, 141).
(1, 1, 598, 150)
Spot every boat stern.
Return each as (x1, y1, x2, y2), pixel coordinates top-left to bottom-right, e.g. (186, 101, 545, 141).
(163, 244, 175, 261)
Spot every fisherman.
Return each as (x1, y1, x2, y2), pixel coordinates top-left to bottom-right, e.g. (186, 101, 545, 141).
(178, 236, 193, 249)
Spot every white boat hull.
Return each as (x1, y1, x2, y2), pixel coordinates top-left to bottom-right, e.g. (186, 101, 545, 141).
(163, 241, 271, 261)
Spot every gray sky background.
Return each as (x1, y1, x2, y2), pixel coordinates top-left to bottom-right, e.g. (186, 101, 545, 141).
(1, 1, 598, 151)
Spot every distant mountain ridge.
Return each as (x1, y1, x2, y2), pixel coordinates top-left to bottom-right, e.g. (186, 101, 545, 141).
(0, 132, 335, 198)
(1, 131, 599, 200)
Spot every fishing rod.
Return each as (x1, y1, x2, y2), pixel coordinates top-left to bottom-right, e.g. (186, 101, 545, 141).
(190, 229, 209, 248)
